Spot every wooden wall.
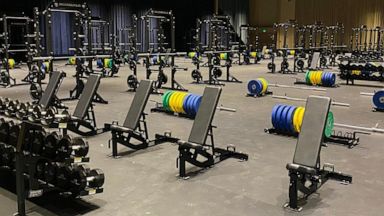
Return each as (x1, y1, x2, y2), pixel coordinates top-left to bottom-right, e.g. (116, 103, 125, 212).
(249, 0, 384, 48)
(295, 0, 384, 46)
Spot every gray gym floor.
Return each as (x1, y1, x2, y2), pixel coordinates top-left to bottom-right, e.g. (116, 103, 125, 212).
(0, 57, 383, 216)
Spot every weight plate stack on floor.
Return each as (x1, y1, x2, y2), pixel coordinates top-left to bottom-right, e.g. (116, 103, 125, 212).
(162, 91, 202, 117)
(247, 78, 269, 96)
(373, 90, 384, 110)
(271, 104, 334, 137)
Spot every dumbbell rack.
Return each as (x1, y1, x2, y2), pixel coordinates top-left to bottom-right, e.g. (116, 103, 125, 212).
(264, 127, 360, 148)
(0, 99, 61, 128)
(0, 120, 104, 216)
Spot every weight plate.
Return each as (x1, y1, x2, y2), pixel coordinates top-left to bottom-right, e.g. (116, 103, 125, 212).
(275, 105, 285, 131)
(174, 92, 183, 113)
(162, 91, 172, 110)
(305, 71, 310, 84)
(183, 94, 192, 115)
(176, 93, 186, 113)
(187, 94, 197, 116)
(311, 71, 317, 85)
(281, 105, 291, 132)
(329, 73, 336, 86)
(325, 112, 334, 138)
(193, 96, 202, 115)
(373, 90, 384, 110)
(191, 95, 200, 116)
(316, 71, 323, 85)
(309, 71, 316, 85)
(170, 92, 181, 112)
(321, 72, 328, 86)
(258, 78, 269, 94)
(286, 106, 296, 134)
(179, 93, 188, 114)
(168, 92, 176, 112)
(247, 80, 262, 95)
(172, 92, 181, 113)
(325, 72, 332, 87)
(297, 107, 305, 132)
(293, 107, 303, 133)
(271, 105, 280, 129)
(185, 94, 194, 116)
(165, 91, 175, 111)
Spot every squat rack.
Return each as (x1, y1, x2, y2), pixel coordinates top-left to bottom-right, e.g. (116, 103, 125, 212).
(0, 14, 33, 87)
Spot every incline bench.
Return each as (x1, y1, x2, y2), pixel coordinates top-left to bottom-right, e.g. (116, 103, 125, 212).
(285, 96, 352, 211)
(107, 80, 155, 157)
(38, 71, 66, 109)
(59, 74, 108, 136)
(177, 86, 248, 178)
(308, 52, 320, 70)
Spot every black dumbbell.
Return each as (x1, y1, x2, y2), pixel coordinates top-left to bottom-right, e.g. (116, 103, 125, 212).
(70, 165, 105, 193)
(1, 145, 15, 169)
(42, 131, 61, 159)
(4, 100, 20, 117)
(0, 118, 10, 143)
(0, 143, 6, 167)
(29, 130, 47, 155)
(44, 162, 57, 184)
(8, 124, 21, 147)
(15, 102, 33, 120)
(0, 97, 10, 111)
(56, 164, 73, 191)
(57, 135, 89, 160)
(87, 169, 105, 188)
(35, 159, 48, 180)
(28, 105, 57, 125)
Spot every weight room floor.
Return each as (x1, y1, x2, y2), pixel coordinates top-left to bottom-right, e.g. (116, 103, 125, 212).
(0, 58, 383, 216)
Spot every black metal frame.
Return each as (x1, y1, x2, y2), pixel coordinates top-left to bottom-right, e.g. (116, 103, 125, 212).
(63, 102, 108, 136)
(264, 127, 360, 149)
(285, 159, 352, 211)
(106, 113, 179, 158)
(12, 121, 102, 216)
(0, 14, 35, 87)
(176, 125, 248, 178)
(202, 52, 242, 85)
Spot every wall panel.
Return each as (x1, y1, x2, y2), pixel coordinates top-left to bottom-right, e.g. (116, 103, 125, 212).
(295, 0, 384, 45)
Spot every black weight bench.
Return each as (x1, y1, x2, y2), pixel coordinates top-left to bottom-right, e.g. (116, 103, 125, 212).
(285, 96, 352, 211)
(176, 87, 248, 178)
(107, 80, 155, 157)
(61, 74, 108, 136)
(38, 71, 66, 109)
(308, 52, 320, 70)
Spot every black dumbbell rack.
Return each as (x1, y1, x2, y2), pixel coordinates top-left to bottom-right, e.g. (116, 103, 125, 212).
(0, 120, 104, 216)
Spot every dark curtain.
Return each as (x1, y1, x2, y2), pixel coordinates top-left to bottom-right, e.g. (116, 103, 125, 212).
(220, 0, 249, 43)
(4, 0, 215, 53)
(51, 12, 73, 55)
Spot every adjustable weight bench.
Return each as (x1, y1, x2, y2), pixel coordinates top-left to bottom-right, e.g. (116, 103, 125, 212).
(107, 80, 155, 157)
(285, 96, 352, 211)
(61, 74, 108, 136)
(308, 52, 320, 70)
(177, 87, 248, 178)
(38, 71, 66, 109)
